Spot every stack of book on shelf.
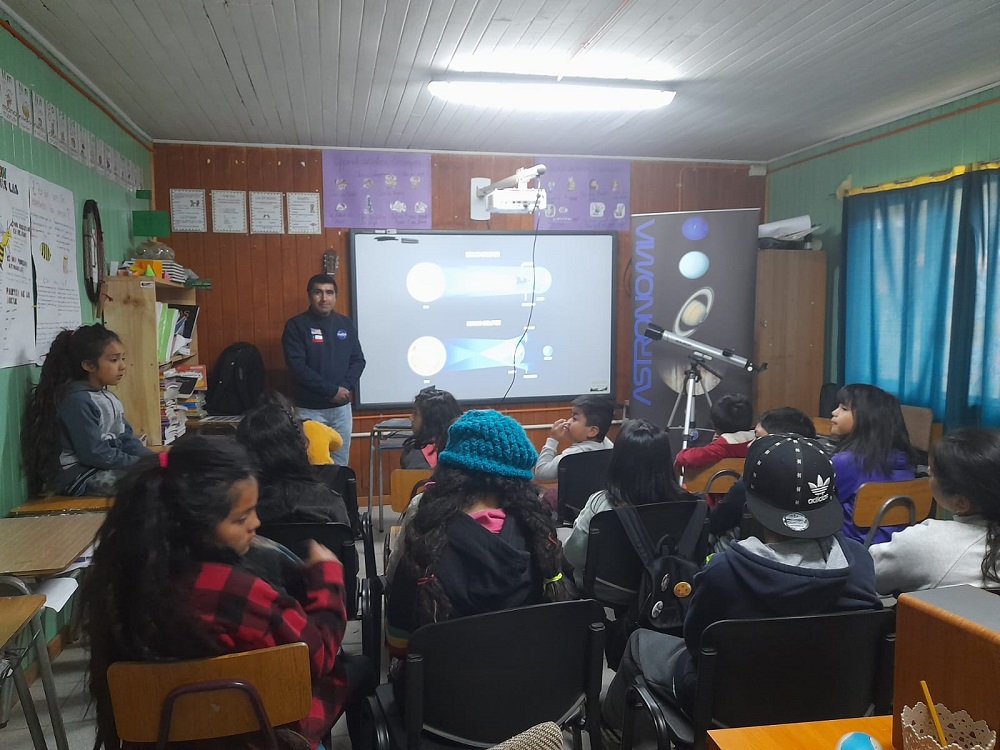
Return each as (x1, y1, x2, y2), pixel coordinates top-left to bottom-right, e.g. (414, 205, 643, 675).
(155, 302, 200, 364)
(174, 364, 208, 418)
(159, 369, 189, 445)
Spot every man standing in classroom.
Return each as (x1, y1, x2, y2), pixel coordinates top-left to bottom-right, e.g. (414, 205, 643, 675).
(282, 273, 366, 466)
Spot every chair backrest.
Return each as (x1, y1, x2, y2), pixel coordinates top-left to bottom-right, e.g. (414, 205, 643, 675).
(390, 468, 433, 513)
(812, 416, 833, 437)
(583, 500, 709, 602)
(682, 458, 744, 495)
(314, 464, 357, 505)
(900, 405, 934, 453)
(107, 643, 311, 745)
(693, 609, 896, 742)
(853, 477, 934, 529)
(257, 522, 359, 617)
(557, 449, 614, 522)
(406, 600, 606, 746)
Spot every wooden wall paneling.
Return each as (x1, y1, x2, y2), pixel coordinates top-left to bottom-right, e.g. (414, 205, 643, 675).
(238, 148, 263, 347)
(212, 146, 244, 364)
(431, 153, 535, 231)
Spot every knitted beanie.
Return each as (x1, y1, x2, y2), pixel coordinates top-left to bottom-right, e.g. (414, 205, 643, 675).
(438, 410, 538, 480)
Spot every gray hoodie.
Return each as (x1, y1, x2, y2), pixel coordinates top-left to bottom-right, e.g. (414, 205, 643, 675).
(54, 381, 149, 494)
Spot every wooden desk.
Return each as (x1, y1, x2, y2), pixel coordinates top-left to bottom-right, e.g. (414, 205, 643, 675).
(8, 495, 113, 517)
(0, 515, 105, 576)
(708, 715, 893, 750)
(1, 595, 48, 750)
(0, 594, 45, 649)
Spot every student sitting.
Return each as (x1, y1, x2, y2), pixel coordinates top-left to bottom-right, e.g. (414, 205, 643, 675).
(386, 409, 570, 657)
(303, 419, 343, 465)
(399, 386, 462, 470)
(21, 324, 150, 497)
(830, 384, 917, 544)
(708, 406, 816, 548)
(237, 392, 350, 526)
(82, 434, 374, 749)
(533, 394, 615, 481)
(871, 428, 1000, 594)
(674, 393, 755, 479)
(563, 418, 697, 604)
(600, 434, 881, 742)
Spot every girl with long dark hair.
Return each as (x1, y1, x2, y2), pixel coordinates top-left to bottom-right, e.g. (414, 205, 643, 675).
(385, 410, 570, 656)
(563, 418, 696, 602)
(21, 324, 149, 497)
(871, 428, 1000, 592)
(399, 386, 462, 469)
(82, 434, 370, 749)
(830, 384, 917, 544)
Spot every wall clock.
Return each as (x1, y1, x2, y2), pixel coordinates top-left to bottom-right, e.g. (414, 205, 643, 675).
(82, 199, 104, 305)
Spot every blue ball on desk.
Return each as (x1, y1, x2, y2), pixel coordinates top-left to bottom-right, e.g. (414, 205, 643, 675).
(836, 732, 882, 750)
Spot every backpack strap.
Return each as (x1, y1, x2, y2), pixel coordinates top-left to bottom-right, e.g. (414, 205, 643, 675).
(676, 499, 709, 562)
(615, 504, 659, 567)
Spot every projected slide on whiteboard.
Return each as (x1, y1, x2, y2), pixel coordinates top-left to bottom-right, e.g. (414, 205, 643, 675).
(351, 231, 615, 407)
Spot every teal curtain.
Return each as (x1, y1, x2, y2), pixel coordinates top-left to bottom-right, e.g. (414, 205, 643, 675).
(966, 171, 1000, 425)
(843, 179, 964, 419)
(842, 169, 1000, 427)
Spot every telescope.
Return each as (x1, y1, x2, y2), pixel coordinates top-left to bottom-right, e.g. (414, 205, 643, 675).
(644, 323, 765, 373)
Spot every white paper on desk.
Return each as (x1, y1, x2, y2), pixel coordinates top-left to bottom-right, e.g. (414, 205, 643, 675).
(33, 577, 78, 612)
(758, 214, 816, 239)
(60, 542, 96, 574)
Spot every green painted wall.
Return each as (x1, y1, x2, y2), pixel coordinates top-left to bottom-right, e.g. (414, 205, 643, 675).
(767, 86, 1000, 381)
(0, 21, 151, 515)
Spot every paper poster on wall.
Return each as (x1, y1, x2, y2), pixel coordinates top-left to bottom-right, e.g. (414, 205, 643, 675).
(45, 100, 59, 147)
(534, 156, 630, 231)
(31, 91, 47, 141)
(56, 109, 68, 153)
(211, 190, 247, 233)
(95, 139, 106, 174)
(250, 191, 284, 234)
(287, 192, 322, 234)
(170, 189, 207, 232)
(15, 80, 32, 133)
(30, 176, 81, 361)
(79, 128, 91, 166)
(0, 160, 35, 368)
(321, 150, 432, 229)
(67, 119, 79, 161)
(0, 70, 17, 125)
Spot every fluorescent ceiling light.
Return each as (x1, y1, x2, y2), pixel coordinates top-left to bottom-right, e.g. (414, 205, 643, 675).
(428, 77, 675, 112)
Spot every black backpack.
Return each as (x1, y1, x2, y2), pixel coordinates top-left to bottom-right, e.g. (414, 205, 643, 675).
(206, 342, 265, 415)
(617, 500, 709, 635)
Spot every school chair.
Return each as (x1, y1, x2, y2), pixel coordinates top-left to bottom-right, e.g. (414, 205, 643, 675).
(256, 521, 359, 619)
(557, 449, 614, 523)
(106, 643, 311, 750)
(314, 464, 361, 536)
(363, 600, 606, 750)
(852, 477, 934, 548)
(389, 469, 433, 514)
(621, 609, 896, 750)
(360, 511, 385, 679)
(681, 458, 743, 496)
(900, 404, 934, 462)
(582, 500, 710, 608)
(8, 495, 113, 516)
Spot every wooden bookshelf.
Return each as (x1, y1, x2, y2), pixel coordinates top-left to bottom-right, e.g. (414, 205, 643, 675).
(102, 275, 200, 446)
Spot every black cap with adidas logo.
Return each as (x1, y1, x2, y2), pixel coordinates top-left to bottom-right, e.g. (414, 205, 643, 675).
(743, 434, 844, 539)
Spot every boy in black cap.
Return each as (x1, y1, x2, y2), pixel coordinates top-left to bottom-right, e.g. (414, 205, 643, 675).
(601, 434, 881, 741)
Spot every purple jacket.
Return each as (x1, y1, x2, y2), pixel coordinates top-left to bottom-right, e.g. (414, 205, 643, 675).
(832, 450, 915, 545)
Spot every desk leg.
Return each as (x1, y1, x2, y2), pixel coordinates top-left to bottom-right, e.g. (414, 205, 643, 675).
(368, 426, 376, 519)
(29, 614, 68, 750)
(11, 663, 48, 750)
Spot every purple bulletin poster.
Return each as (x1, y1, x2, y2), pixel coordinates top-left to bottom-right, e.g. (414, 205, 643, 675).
(535, 157, 630, 231)
(322, 150, 432, 229)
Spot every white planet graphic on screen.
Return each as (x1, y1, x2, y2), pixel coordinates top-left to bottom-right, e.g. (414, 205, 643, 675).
(406, 262, 446, 303)
(407, 336, 447, 377)
(673, 287, 715, 337)
(678, 251, 709, 280)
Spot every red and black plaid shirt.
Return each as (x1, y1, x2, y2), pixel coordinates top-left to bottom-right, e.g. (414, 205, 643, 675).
(187, 559, 349, 747)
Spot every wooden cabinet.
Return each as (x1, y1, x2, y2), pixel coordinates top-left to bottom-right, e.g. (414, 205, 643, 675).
(753, 250, 826, 417)
(102, 276, 200, 446)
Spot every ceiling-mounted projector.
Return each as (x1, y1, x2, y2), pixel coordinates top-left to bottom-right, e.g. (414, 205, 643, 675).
(470, 164, 547, 220)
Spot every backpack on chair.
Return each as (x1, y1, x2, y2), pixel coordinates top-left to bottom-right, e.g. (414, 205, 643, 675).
(206, 342, 265, 415)
(604, 501, 708, 668)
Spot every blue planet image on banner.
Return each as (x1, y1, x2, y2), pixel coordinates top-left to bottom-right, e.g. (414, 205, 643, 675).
(681, 215, 709, 241)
